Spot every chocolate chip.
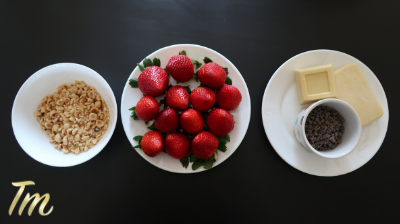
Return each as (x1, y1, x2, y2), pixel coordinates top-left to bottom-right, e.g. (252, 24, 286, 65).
(305, 106, 345, 151)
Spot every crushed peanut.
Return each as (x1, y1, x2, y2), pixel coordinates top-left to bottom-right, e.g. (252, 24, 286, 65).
(34, 80, 110, 154)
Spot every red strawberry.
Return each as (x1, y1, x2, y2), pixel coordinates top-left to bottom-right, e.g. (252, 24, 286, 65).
(216, 85, 242, 111)
(198, 62, 226, 89)
(155, 108, 179, 133)
(190, 87, 216, 112)
(166, 55, 194, 82)
(138, 66, 169, 97)
(206, 108, 234, 136)
(191, 131, 219, 159)
(135, 96, 159, 121)
(166, 85, 189, 110)
(141, 131, 164, 157)
(165, 132, 191, 159)
(180, 109, 204, 134)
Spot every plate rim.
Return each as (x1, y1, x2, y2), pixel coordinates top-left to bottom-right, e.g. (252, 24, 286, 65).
(120, 43, 251, 174)
(261, 49, 389, 176)
(11, 62, 118, 167)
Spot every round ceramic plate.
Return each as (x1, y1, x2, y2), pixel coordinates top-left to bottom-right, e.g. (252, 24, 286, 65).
(262, 50, 389, 176)
(12, 63, 118, 167)
(121, 44, 251, 173)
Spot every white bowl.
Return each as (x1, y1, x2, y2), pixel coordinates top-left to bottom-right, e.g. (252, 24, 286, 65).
(293, 98, 362, 159)
(12, 63, 118, 167)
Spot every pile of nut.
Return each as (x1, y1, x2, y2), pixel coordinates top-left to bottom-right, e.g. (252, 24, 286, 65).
(34, 80, 110, 154)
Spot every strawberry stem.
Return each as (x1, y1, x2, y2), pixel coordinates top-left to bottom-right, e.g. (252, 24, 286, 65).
(203, 57, 213, 64)
(192, 60, 202, 69)
(129, 78, 139, 88)
(132, 135, 143, 149)
(129, 106, 139, 120)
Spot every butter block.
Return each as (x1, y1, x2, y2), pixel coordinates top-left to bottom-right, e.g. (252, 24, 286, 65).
(335, 64, 383, 127)
(295, 64, 337, 104)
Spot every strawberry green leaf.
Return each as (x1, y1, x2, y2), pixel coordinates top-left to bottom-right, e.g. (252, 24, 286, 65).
(203, 157, 216, 169)
(176, 81, 180, 84)
(193, 71, 199, 82)
(217, 135, 229, 152)
(192, 159, 205, 170)
(153, 58, 161, 67)
(129, 106, 139, 120)
(203, 57, 213, 64)
(192, 60, 202, 69)
(143, 58, 153, 68)
(189, 153, 198, 163)
(129, 78, 139, 88)
(217, 143, 227, 152)
(137, 63, 145, 72)
(164, 68, 171, 78)
(225, 77, 232, 85)
(223, 67, 229, 75)
(179, 50, 187, 56)
(198, 83, 205, 88)
(145, 121, 148, 125)
(133, 135, 143, 142)
(132, 135, 143, 149)
(225, 135, 230, 142)
(183, 85, 191, 94)
(180, 156, 189, 169)
(148, 122, 158, 131)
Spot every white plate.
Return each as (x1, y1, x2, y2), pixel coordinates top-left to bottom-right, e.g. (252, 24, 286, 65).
(12, 63, 118, 167)
(121, 44, 251, 173)
(262, 50, 389, 176)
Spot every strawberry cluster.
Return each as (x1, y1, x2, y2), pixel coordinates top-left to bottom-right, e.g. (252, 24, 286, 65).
(129, 51, 242, 170)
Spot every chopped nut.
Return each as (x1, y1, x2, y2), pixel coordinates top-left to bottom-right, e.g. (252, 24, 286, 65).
(34, 111, 42, 116)
(64, 123, 70, 130)
(90, 107, 99, 114)
(56, 99, 64, 106)
(89, 113, 97, 120)
(63, 136, 68, 145)
(55, 134, 62, 142)
(95, 101, 102, 108)
(50, 110, 57, 118)
(74, 134, 80, 142)
(52, 124, 59, 132)
(45, 122, 53, 129)
(96, 120, 105, 128)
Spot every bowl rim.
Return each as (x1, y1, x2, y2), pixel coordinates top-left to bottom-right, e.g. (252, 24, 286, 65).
(11, 62, 118, 167)
(301, 98, 362, 159)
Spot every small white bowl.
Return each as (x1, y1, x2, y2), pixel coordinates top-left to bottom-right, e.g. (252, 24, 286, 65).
(12, 63, 117, 167)
(293, 98, 362, 159)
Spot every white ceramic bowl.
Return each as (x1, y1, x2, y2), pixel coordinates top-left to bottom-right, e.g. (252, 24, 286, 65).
(293, 98, 362, 159)
(12, 63, 118, 167)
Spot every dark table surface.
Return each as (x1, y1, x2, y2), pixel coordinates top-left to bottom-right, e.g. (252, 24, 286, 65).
(1, 0, 399, 223)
